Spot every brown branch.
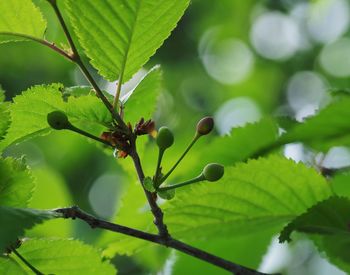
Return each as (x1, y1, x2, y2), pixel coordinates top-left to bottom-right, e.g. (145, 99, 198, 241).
(55, 206, 273, 275)
(129, 137, 170, 238)
(0, 32, 73, 61)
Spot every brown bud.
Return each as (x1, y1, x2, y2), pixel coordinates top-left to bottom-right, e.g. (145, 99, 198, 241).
(135, 118, 155, 136)
(196, 116, 214, 136)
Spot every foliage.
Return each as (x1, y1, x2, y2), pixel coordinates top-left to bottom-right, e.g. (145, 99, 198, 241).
(1, 0, 350, 274)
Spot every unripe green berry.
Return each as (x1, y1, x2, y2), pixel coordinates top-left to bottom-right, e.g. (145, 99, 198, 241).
(47, 111, 70, 130)
(196, 116, 214, 136)
(203, 163, 224, 182)
(156, 126, 174, 150)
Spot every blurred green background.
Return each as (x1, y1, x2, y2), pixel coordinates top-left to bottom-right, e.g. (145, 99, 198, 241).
(2, 0, 350, 274)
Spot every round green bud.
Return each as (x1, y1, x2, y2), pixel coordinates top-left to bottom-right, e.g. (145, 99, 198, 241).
(196, 116, 214, 136)
(203, 163, 224, 182)
(47, 111, 70, 130)
(157, 189, 175, 200)
(156, 126, 174, 150)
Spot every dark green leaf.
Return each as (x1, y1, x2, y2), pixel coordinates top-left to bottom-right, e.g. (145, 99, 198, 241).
(0, 207, 57, 253)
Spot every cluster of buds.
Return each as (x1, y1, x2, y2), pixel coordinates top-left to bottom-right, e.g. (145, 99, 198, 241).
(143, 116, 225, 200)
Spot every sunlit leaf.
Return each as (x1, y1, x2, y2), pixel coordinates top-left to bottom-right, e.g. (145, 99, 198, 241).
(123, 65, 162, 125)
(0, 84, 113, 150)
(280, 98, 350, 151)
(164, 155, 332, 239)
(65, 0, 190, 82)
(0, 0, 46, 43)
(1, 238, 116, 275)
(0, 157, 34, 208)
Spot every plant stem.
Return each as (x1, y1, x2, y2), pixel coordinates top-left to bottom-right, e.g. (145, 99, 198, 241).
(160, 135, 200, 184)
(158, 174, 205, 191)
(0, 32, 73, 61)
(12, 249, 44, 275)
(47, 0, 128, 131)
(113, 81, 122, 110)
(129, 137, 170, 238)
(67, 125, 114, 148)
(56, 206, 273, 275)
(154, 149, 164, 186)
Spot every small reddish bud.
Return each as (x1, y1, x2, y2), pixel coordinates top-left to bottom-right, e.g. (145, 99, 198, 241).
(196, 116, 214, 136)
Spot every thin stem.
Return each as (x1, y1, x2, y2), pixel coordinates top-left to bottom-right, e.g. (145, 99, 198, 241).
(158, 174, 205, 191)
(160, 135, 200, 184)
(68, 125, 114, 148)
(56, 206, 272, 275)
(12, 249, 44, 275)
(0, 32, 73, 61)
(154, 149, 165, 186)
(129, 138, 170, 238)
(113, 81, 122, 110)
(47, 0, 128, 131)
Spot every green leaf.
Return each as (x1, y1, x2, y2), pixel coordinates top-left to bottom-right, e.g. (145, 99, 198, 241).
(279, 196, 350, 243)
(0, 207, 57, 253)
(198, 118, 279, 166)
(100, 181, 154, 257)
(280, 98, 350, 151)
(123, 65, 162, 124)
(143, 177, 155, 192)
(278, 196, 350, 273)
(330, 172, 350, 198)
(173, 228, 276, 275)
(63, 86, 114, 102)
(65, 0, 190, 82)
(0, 256, 26, 275)
(0, 102, 10, 142)
(0, 86, 5, 102)
(27, 168, 73, 238)
(0, 157, 34, 208)
(0, 84, 113, 150)
(164, 155, 332, 239)
(2, 238, 116, 275)
(0, 0, 46, 43)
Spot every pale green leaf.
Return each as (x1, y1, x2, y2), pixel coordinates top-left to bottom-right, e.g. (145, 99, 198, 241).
(0, 207, 57, 253)
(101, 181, 154, 257)
(27, 168, 72, 238)
(65, 0, 190, 81)
(2, 238, 116, 275)
(0, 157, 34, 208)
(0, 102, 10, 142)
(0, 256, 26, 275)
(280, 98, 350, 151)
(0, 84, 113, 150)
(198, 118, 279, 166)
(0, 0, 46, 43)
(123, 65, 162, 124)
(164, 155, 332, 239)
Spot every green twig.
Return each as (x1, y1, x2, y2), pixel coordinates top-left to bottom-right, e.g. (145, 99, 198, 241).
(12, 249, 44, 275)
(158, 174, 205, 191)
